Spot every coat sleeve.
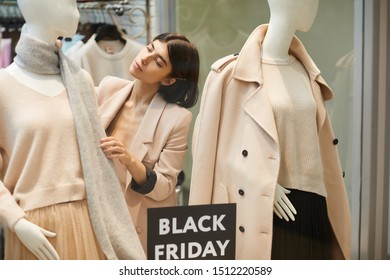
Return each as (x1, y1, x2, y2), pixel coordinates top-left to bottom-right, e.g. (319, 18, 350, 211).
(144, 109, 193, 202)
(188, 68, 227, 205)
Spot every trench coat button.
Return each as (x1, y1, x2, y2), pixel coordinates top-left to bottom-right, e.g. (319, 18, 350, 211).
(333, 138, 339, 145)
(136, 227, 142, 234)
(242, 150, 248, 157)
(238, 189, 245, 196)
(239, 226, 245, 232)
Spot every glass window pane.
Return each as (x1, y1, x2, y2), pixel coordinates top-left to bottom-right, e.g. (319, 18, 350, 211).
(177, 0, 355, 210)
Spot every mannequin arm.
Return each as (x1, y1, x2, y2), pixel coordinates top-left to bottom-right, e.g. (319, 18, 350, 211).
(273, 184, 297, 222)
(14, 218, 60, 260)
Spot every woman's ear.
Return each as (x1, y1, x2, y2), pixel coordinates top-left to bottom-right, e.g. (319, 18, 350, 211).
(161, 77, 176, 86)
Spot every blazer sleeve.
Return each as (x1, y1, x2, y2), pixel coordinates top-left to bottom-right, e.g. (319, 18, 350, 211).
(143, 109, 193, 202)
(188, 69, 226, 205)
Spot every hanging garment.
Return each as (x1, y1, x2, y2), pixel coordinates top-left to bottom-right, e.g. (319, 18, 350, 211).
(73, 33, 144, 85)
(0, 37, 12, 68)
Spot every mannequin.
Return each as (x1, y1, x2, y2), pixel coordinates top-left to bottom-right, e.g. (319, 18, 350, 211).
(189, 0, 351, 260)
(1, 0, 80, 260)
(263, 0, 320, 223)
(0, 0, 145, 260)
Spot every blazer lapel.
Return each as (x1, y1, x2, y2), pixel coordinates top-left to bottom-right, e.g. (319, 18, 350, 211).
(125, 93, 167, 188)
(234, 25, 279, 143)
(99, 83, 133, 129)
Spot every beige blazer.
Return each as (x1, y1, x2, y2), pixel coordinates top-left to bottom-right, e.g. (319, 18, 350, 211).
(97, 76, 192, 253)
(189, 25, 351, 260)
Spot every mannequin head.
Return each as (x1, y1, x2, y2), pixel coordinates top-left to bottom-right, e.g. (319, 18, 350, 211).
(17, 0, 79, 43)
(267, 0, 319, 32)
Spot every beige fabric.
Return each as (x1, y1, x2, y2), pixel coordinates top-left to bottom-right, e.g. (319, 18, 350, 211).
(189, 24, 351, 260)
(73, 35, 144, 85)
(5, 200, 105, 260)
(97, 76, 192, 253)
(262, 57, 326, 197)
(0, 70, 86, 229)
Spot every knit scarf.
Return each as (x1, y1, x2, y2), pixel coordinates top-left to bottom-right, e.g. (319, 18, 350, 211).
(14, 29, 146, 260)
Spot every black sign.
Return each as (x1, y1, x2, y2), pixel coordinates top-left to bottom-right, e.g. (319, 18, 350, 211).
(147, 203, 236, 260)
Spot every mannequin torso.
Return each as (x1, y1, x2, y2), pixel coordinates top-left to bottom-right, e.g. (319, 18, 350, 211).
(6, 63, 64, 96)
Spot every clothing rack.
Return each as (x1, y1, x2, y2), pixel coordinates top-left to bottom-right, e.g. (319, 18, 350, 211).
(77, 1, 150, 43)
(0, 1, 150, 43)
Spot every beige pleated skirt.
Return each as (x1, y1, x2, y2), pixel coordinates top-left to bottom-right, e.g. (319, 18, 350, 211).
(5, 199, 106, 260)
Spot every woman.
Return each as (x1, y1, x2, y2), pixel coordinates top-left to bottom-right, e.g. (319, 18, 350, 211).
(97, 33, 199, 253)
(189, 0, 351, 260)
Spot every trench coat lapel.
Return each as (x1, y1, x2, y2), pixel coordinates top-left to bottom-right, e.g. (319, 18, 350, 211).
(125, 93, 167, 188)
(235, 24, 334, 139)
(234, 25, 279, 143)
(289, 37, 333, 131)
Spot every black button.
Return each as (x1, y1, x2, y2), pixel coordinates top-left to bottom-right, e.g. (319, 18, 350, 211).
(333, 138, 339, 145)
(238, 189, 245, 196)
(242, 150, 248, 157)
(239, 226, 245, 232)
(343, 171, 345, 178)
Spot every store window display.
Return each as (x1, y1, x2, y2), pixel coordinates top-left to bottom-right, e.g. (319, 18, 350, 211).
(97, 32, 200, 253)
(189, 0, 351, 260)
(0, 0, 145, 260)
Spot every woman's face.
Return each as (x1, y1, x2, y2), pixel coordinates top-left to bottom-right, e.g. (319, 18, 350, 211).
(130, 40, 173, 85)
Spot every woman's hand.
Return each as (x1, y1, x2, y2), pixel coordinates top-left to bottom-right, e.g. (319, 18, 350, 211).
(100, 136, 130, 166)
(100, 137, 148, 186)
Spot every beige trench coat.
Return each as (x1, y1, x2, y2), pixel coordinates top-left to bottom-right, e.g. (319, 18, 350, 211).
(189, 25, 351, 260)
(97, 76, 192, 252)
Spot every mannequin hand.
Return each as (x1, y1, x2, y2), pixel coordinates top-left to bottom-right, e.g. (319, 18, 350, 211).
(273, 184, 297, 222)
(14, 218, 60, 260)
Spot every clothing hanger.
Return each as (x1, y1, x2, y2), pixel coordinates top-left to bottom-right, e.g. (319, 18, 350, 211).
(94, 23, 126, 45)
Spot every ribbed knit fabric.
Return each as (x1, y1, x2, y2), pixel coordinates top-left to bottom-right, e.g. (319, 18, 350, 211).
(73, 34, 144, 85)
(10, 28, 145, 260)
(262, 56, 327, 197)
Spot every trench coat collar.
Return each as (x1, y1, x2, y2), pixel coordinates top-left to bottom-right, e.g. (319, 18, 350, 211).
(233, 24, 332, 100)
(235, 24, 333, 143)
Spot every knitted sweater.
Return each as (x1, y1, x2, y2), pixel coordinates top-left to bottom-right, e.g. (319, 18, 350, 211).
(262, 56, 326, 197)
(0, 69, 86, 229)
(73, 34, 144, 86)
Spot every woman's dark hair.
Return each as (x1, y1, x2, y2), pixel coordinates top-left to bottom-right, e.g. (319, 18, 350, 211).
(154, 33, 200, 108)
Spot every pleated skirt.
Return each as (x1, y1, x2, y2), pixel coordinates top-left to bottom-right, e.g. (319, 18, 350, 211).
(5, 199, 106, 260)
(271, 189, 332, 260)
